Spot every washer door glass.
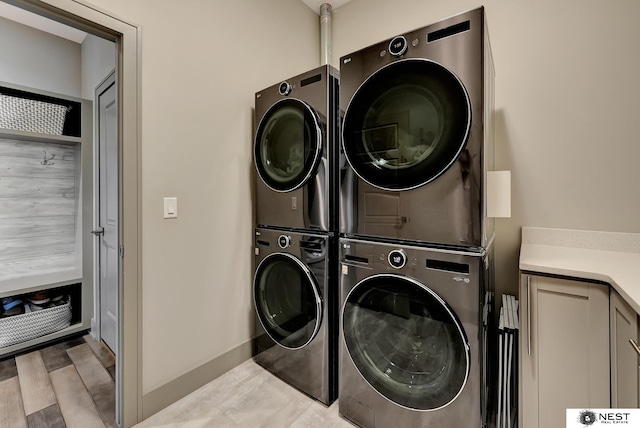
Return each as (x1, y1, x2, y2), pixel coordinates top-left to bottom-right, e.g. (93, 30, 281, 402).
(342, 274, 470, 410)
(255, 98, 322, 192)
(342, 59, 470, 191)
(254, 253, 322, 349)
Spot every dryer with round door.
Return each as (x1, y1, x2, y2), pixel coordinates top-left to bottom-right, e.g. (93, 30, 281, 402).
(339, 237, 494, 427)
(254, 65, 339, 232)
(340, 7, 494, 249)
(253, 227, 337, 405)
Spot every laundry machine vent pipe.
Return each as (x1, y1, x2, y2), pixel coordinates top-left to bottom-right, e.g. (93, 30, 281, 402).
(320, 3, 332, 65)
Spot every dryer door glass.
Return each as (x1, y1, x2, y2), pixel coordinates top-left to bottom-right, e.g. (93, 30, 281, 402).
(343, 274, 470, 410)
(255, 98, 322, 192)
(254, 253, 322, 349)
(342, 59, 470, 191)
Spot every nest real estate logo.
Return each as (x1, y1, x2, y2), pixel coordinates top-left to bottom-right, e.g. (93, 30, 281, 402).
(567, 409, 638, 426)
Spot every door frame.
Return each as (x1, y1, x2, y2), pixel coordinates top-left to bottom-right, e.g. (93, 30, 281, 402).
(2, 1, 142, 426)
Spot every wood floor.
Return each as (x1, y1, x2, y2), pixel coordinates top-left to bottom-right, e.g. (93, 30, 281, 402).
(2, 337, 353, 427)
(0, 334, 115, 428)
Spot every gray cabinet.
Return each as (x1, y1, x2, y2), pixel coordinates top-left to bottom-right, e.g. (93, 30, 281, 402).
(519, 274, 610, 428)
(610, 289, 640, 407)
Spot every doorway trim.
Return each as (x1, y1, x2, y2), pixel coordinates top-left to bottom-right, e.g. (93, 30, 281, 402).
(3, 1, 142, 426)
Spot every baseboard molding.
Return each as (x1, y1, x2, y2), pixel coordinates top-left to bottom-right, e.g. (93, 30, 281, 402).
(141, 339, 253, 419)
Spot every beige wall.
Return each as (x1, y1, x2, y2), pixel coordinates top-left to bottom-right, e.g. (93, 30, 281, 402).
(3, 0, 638, 407)
(81, 0, 320, 393)
(333, 0, 640, 299)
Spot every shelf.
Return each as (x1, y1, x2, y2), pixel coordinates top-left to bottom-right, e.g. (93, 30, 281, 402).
(0, 129, 82, 144)
(0, 272, 82, 299)
(0, 322, 88, 358)
(0, 79, 92, 356)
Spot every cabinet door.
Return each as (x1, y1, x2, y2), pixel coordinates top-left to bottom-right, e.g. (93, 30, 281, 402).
(519, 274, 610, 428)
(610, 289, 639, 407)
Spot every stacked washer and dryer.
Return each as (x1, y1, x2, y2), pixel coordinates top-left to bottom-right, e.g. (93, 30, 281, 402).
(338, 7, 497, 428)
(251, 6, 497, 426)
(252, 66, 340, 405)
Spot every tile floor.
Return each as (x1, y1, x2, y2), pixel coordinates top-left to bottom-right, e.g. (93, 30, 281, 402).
(134, 359, 355, 428)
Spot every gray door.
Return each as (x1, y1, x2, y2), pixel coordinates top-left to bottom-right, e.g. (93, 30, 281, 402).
(254, 98, 322, 192)
(254, 253, 322, 349)
(341, 59, 471, 191)
(342, 274, 470, 410)
(96, 72, 118, 353)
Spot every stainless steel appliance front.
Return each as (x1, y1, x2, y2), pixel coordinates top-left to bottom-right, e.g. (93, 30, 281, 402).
(340, 7, 494, 249)
(254, 65, 339, 232)
(253, 228, 338, 405)
(338, 237, 494, 427)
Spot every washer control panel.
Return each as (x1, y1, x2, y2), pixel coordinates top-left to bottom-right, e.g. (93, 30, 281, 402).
(388, 249, 407, 269)
(278, 235, 292, 249)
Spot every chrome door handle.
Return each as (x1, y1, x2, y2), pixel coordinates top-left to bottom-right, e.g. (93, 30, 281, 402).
(630, 339, 640, 357)
(91, 227, 105, 236)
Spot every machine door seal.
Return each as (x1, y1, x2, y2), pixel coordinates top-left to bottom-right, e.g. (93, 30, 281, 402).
(342, 273, 470, 410)
(254, 252, 322, 349)
(342, 59, 471, 191)
(255, 98, 322, 192)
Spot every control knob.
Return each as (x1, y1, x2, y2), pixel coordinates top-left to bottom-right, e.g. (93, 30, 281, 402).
(388, 249, 407, 269)
(278, 81, 292, 96)
(388, 36, 408, 57)
(278, 235, 292, 249)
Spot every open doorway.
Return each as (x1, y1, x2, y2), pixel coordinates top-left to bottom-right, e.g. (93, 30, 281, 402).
(0, 1, 140, 426)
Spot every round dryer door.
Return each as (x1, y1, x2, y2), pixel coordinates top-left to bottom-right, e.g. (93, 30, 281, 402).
(255, 98, 322, 192)
(342, 274, 470, 411)
(254, 253, 322, 349)
(342, 59, 471, 191)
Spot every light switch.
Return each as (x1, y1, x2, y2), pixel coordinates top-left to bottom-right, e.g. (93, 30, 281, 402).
(163, 197, 178, 219)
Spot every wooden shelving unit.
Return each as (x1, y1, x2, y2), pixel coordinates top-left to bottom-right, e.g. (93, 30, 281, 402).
(0, 81, 93, 357)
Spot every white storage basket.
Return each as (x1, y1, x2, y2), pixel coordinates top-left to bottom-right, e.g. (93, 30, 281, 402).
(0, 94, 70, 135)
(0, 299, 72, 348)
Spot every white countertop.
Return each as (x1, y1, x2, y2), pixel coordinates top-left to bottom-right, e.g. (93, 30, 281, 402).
(519, 227, 640, 314)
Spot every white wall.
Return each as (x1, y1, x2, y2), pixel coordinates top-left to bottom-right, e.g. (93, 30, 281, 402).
(80, 0, 320, 394)
(333, 0, 640, 299)
(81, 34, 116, 100)
(0, 15, 81, 97)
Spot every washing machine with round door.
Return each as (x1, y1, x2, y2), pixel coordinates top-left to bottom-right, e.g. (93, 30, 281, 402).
(253, 227, 338, 405)
(254, 65, 339, 232)
(338, 237, 495, 427)
(340, 7, 494, 249)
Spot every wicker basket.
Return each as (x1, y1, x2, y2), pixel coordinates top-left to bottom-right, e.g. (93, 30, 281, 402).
(0, 299, 72, 348)
(0, 94, 70, 135)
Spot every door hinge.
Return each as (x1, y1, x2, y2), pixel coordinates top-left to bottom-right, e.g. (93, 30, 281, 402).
(119, 245, 124, 257)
